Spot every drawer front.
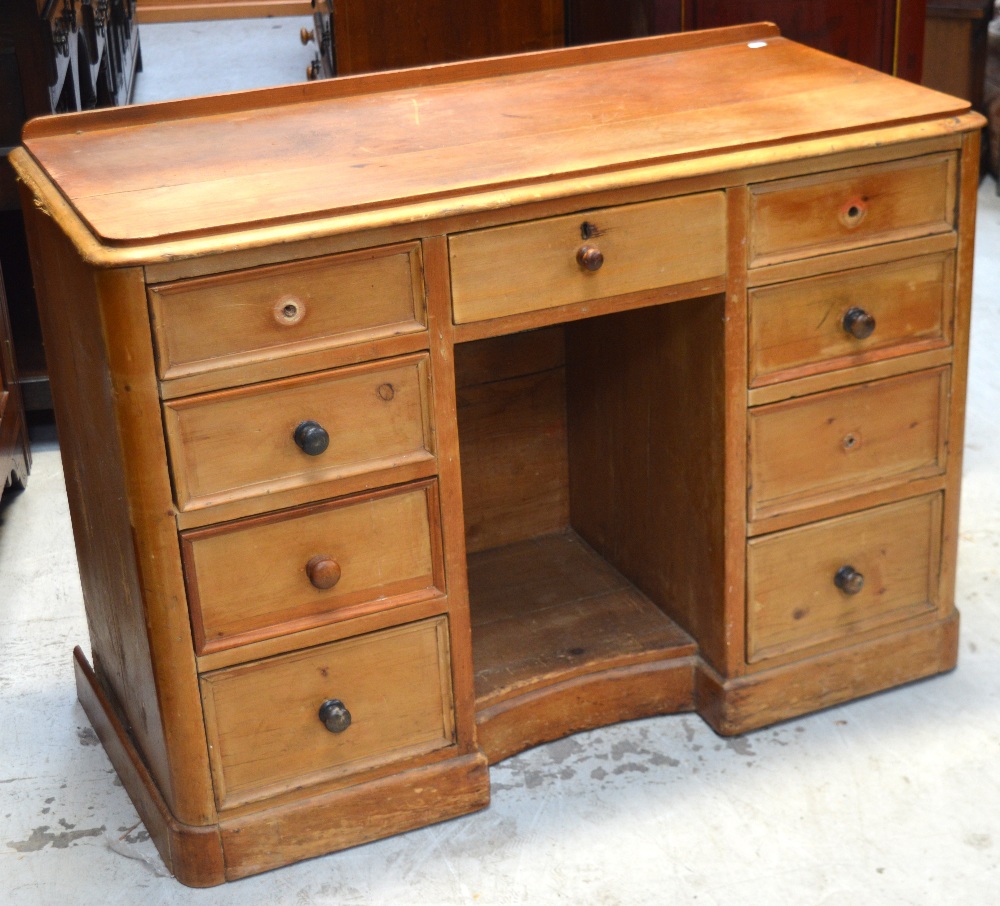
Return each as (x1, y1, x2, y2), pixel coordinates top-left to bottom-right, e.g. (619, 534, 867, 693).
(449, 192, 726, 324)
(749, 154, 956, 267)
(748, 253, 954, 386)
(164, 354, 434, 511)
(747, 494, 942, 662)
(201, 617, 455, 809)
(183, 481, 444, 653)
(748, 368, 948, 522)
(149, 243, 426, 380)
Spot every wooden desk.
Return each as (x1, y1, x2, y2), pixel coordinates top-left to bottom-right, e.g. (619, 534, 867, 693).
(12, 24, 983, 887)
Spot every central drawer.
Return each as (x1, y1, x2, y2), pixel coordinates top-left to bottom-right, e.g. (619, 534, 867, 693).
(182, 481, 444, 653)
(448, 192, 726, 324)
(200, 617, 456, 810)
(163, 353, 434, 511)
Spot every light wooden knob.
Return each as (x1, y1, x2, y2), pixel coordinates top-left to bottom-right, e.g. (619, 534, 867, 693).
(306, 555, 341, 590)
(576, 244, 604, 272)
(834, 565, 864, 595)
(318, 699, 352, 733)
(301, 27, 315, 45)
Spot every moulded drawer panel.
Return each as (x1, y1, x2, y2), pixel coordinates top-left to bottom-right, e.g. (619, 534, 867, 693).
(449, 192, 726, 324)
(749, 154, 956, 267)
(748, 367, 949, 522)
(747, 494, 942, 662)
(163, 354, 434, 511)
(182, 481, 444, 653)
(748, 253, 954, 386)
(148, 243, 426, 381)
(200, 617, 455, 809)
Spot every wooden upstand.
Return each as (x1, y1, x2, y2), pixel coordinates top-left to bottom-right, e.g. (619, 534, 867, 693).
(12, 23, 983, 886)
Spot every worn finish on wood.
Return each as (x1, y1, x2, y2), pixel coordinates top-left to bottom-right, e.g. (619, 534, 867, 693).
(747, 494, 943, 662)
(15, 26, 983, 885)
(182, 480, 444, 652)
(200, 617, 455, 810)
(748, 367, 950, 522)
(449, 192, 726, 324)
(148, 241, 425, 381)
(748, 253, 955, 386)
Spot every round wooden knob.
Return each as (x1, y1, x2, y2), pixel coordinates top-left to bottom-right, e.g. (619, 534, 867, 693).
(842, 307, 876, 340)
(294, 420, 329, 456)
(318, 699, 352, 733)
(301, 27, 315, 45)
(577, 244, 604, 272)
(834, 565, 865, 595)
(306, 555, 341, 590)
(306, 60, 320, 81)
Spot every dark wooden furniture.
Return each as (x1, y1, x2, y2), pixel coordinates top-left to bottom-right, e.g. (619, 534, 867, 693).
(13, 24, 982, 886)
(1, 263, 30, 497)
(304, 0, 564, 79)
(567, 0, 927, 80)
(1, 0, 140, 410)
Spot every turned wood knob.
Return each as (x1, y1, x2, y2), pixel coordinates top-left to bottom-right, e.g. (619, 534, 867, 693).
(306, 555, 341, 590)
(306, 60, 321, 81)
(843, 307, 876, 340)
(301, 27, 315, 45)
(577, 244, 604, 272)
(834, 565, 865, 595)
(318, 699, 352, 733)
(294, 420, 329, 456)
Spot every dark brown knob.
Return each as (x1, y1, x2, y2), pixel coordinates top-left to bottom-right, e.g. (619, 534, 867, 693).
(306, 555, 341, 590)
(834, 565, 865, 595)
(294, 420, 329, 456)
(577, 244, 604, 272)
(318, 699, 352, 733)
(843, 307, 876, 340)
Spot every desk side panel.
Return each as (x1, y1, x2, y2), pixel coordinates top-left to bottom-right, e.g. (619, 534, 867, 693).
(19, 196, 217, 826)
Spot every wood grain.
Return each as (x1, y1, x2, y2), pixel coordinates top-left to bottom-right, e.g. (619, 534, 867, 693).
(149, 241, 425, 381)
(200, 617, 455, 810)
(182, 481, 444, 653)
(449, 192, 726, 323)
(163, 354, 435, 511)
(748, 367, 950, 522)
(747, 494, 942, 662)
(19, 34, 970, 245)
(749, 153, 958, 266)
(748, 253, 955, 386)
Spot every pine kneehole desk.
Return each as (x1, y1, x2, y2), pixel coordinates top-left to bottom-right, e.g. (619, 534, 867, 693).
(12, 23, 983, 887)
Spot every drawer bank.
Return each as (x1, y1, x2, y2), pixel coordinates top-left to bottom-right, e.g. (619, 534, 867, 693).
(12, 24, 982, 886)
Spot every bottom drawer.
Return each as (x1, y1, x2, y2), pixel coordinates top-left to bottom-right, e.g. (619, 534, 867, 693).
(746, 494, 942, 663)
(201, 617, 455, 809)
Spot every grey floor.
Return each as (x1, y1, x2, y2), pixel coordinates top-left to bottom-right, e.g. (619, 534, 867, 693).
(3, 18, 1000, 905)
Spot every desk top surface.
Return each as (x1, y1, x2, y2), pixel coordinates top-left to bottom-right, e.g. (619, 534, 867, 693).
(17, 23, 975, 250)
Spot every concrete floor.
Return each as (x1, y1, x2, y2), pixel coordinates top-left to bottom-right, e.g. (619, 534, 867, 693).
(3, 19, 1000, 904)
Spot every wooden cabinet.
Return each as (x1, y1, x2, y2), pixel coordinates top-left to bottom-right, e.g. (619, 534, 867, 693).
(568, 0, 927, 80)
(1, 263, 30, 496)
(306, 0, 564, 79)
(1, 0, 141, 409)
(12, 24, 982, 886)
